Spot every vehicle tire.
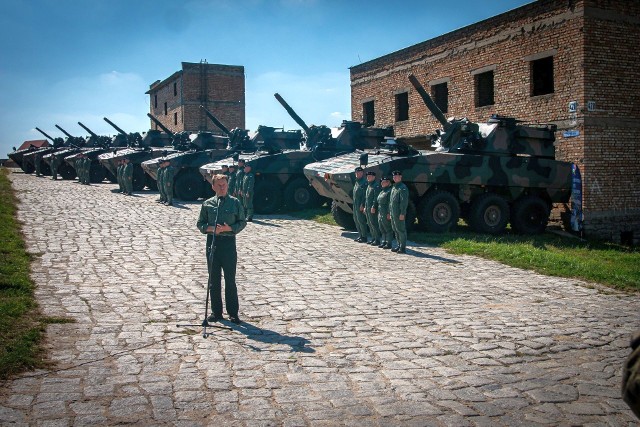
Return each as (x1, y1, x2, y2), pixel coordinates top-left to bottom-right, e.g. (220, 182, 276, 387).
(511, 195, 550, 235)
(284, 177, 321, 211)
(254, 180, 283, 214)
(174, 170, 205, 201)
(89, 163, 106, 183)
(468, 193, 509, 235)
(59, 162, 77, 180)
(417, 190, 460, 233)
(132, 165, 146, 191)
(331, 200, 356, 230)
(145, 173, 158, 191)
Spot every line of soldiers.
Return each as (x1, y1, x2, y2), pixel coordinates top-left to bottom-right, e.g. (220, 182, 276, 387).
(116, 158, 133, 195)
(74, 154, 91, 185)
(156, 158, 176, 206)
(221, 158, 254, 222)
(352, 167, 409, 254)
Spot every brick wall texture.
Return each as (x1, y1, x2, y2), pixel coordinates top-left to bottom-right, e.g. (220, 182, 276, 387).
(349, 0, 640, 244)
(148, 62, 245, 136)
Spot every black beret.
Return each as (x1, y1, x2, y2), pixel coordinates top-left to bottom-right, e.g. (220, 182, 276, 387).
(381, 176, 391, 181)
(392, 170, 402, 176)
(221, 164, 228, 168)
(355, 166, 364, 172)
(366, 171, 376, 176)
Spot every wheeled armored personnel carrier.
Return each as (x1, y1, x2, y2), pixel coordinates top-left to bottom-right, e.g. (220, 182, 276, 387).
(199, 93, 394, 213)
(142, 109, 253, 201)
(98, 117, 175, 191)
(62, 122, 121, 183)
(304, 74, 573, 235)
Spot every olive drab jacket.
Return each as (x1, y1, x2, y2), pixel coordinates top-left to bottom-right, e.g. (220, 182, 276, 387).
(375, 186, 391, 217)
(352, 177, 367, 211)
(365, 180, 381, 210)
(390, 182, 409, 217)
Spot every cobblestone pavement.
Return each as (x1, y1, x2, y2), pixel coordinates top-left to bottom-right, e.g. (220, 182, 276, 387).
(2, 171, 639, 426)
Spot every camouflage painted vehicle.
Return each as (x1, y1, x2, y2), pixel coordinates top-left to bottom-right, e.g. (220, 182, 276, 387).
(303, 74, 573, 235)
(8, 127, 62, 174)
(62, 122, 121, 183)
(142, 109, 253, 201)
(199, 93, 393, 213)
(36, 125, 85, 179)
(98, 117, 175, 191)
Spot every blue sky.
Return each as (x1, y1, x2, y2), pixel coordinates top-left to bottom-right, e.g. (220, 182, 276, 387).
(1, 0, 532, 156)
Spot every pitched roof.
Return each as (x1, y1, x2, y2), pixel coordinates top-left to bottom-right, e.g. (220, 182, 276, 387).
(17, 139, 49, 150)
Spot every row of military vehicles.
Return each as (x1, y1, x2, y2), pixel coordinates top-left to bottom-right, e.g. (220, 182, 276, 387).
(8, 75, 573, 235)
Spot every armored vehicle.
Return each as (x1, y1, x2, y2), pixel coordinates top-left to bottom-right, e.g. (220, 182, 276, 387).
(29, 126, 84, 179)
(98, 117, 175, 191)
(142, 109, 253, 201)
(304, 74, 573, 235)
(8, 127, 63, 174)
(199, 93, 393, 213)
(63, 122, 120, 183)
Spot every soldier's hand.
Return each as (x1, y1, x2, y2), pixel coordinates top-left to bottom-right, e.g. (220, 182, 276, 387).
(360, 206, 365, 212)
(399, 214, 405, 221)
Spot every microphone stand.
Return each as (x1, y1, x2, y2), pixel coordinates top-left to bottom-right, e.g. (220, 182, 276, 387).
(177, 196, 231, 337)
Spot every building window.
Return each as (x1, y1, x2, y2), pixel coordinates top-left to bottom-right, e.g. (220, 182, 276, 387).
(173, 82, 177, 97)
(475, 71, 494, 107)
(431, 83, 448, 114)
(154, 94, 158, 109)
(531, 56, 554, 96)
(363, 101, 375, 126)
(174, 112, 178, 125)
(164, 102, 168, 116)
(395, 92, 409, 122)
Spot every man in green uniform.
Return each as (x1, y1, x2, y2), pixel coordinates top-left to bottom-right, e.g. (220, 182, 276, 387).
(196, 174, 246, 324)
(390, 170, 409, 254)
(364, 171, 381, 246)
(221, 164, 229, 178)
(227, 165, 237, 197)
(156, 159, 166, 203)
(374, 176, 393, 249)
(117, 159, 125, 193)
(50, 153, 61, 180)
(122, 157, 133, 195)
(164, 161, 176, 206)
(242, 163, 255, 221)
(352, 166, 368, 243)
(235, 159, 245, 198)
(75, 156, 84, 183)
(81, 154, 90, 185)
(34, 152, 43, 177)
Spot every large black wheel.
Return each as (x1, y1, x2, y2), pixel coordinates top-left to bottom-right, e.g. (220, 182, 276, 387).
(145, 173, 158, 191)
(175, 170, 205, 201)
(254, 180, 283, 214)
(468, 193, 509, 235)
(511, 195, 550, 235)
(331, 200, 356, 230)
(132, 165, 146, 191)
(89, 163, 106, 183)
(284, 177, 321, 211)
(417, 190, 460, 233)
(59, 162, 77, 180)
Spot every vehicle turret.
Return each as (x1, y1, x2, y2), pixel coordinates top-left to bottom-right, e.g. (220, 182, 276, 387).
(147, 113, 174, 136)
(35, 127, 64, 147)
(199, 105, 252, 151)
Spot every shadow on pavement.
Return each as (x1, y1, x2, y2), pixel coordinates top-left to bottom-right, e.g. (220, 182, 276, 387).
(223, 320, 315, 353)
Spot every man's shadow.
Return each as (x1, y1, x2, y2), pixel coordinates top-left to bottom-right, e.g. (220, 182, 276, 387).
(222, 320, 314, 353)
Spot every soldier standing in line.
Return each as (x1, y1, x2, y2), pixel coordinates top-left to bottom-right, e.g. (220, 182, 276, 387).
(34, 152, 42, 177)
(81, 155, 90, 185)
(242, 163, 255, 221)
(364, 171, 382, 245)
(235, 159, 245, 198)
(374, 176, 393, 249)
(122, 157, 133, 195)
(75, 156, 84, 183)
(50, 153, 60, 180)
(117, 159, 125, 193)
(164, 160, 176, 206)
(390, 170, 409, 254)
(227, 165, 237, 197)
(221, 164, 229, 179)
(156, 159, 166, 203)
(352, 166, 368, 243)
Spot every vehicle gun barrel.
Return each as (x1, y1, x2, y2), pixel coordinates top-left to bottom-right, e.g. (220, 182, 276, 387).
(199, 105, 231, 136)
(147, 113, 174, 136)
(274, 93, 311, 134)
(408, 74, 449, 130)
(55, 124, 75, 139)
(77, 122, 98, 138)
(103, 117, 128, 135)
(35, 127, 56, 142)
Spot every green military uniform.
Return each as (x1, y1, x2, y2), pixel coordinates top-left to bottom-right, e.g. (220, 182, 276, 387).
(164, 164, 176, 206)
(81, 156, 90, 184)
(75, 157, 84, 183)
(242, 169, 255, 221)
(50, 155, 61, 180)
(227, 167, 237, 197)
(123, 160, 133, 195)
(622, 331, 640, 419)
(196, 193, 246, 322)
(235, 164, 245, 198)
(374, 179, 393, 249)
(352, 167, 368, 242)
(157, 163, 166, 203)
(390, 171, 409, 253)
(365, 172, 382, 245)
(117, 161, 125, 193)
(34, 152, 42, 177)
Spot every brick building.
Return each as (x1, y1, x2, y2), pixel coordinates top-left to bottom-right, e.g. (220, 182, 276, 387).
(350, 0, 639, 245)
(146, 61, 245, 135)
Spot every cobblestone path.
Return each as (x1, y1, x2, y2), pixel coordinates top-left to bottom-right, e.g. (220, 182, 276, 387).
(1, 171, 639, 426)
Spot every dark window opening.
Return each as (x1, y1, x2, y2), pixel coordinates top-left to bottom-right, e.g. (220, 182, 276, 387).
(164, 102, 168, 116)
(363, 101, 375, 126)
(173, 82, 177, 97)
(395, 92, 409, 122)
(154, 94, 157, 109)
(174, 112, 178, 125)
(475, 71, 494, 107)
(531, 56, 554, 96)
(431, 83, 448, 114)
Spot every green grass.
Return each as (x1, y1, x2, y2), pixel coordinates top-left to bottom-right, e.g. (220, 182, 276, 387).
(291, 207, 640, 292)
(0, 169, 73, 379)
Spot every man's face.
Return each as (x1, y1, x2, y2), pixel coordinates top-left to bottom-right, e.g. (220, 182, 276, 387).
(366, 175, 375, 183)
(212, 178, 229, 196)
(244, 166, 251, 173)
(381, 180, 390, 188)
(355, 171, 363, 179)
(393, 174, 402, 183)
